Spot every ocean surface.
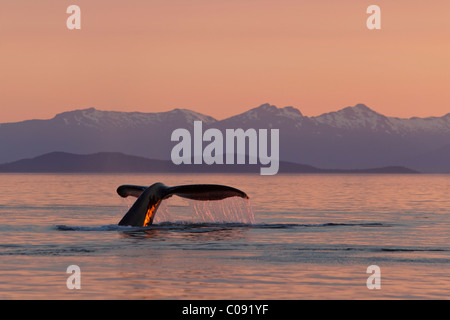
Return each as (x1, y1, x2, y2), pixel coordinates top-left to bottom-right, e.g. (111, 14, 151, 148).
(0, 173, 449, 299)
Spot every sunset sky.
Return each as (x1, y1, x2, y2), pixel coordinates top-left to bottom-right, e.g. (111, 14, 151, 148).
(1, 0, 449, 123)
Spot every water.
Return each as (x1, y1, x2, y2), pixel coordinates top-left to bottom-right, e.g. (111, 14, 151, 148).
(0, 173, 449, 299)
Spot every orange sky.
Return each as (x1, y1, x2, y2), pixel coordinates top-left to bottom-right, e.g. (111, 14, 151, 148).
(1, 0, 449, 123)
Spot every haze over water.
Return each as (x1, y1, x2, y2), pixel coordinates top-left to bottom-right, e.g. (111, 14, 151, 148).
(0, 173, 449, 299)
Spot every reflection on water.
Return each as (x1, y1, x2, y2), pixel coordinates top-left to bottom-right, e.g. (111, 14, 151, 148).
(0, 173, 449, 299)
(117, 223, 251, 242)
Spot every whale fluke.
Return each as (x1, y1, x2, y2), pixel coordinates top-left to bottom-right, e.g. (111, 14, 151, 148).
(117, 182, 249, 227)
(117, 185, 147, 198)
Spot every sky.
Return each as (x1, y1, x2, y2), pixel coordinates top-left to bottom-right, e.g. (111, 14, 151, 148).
(1, 0, 449, 123)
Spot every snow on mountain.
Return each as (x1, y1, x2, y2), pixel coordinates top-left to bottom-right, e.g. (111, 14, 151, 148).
(52, 107, 217, 129)
(216, 103, 306, 129)
(312, 104, 450, 135)
(235, 103, 304, 121)
(7, 103, 447, 135)
(388, 114, 450, 135)
(218, 103, 450, 136)
(312, 104, 391, 131)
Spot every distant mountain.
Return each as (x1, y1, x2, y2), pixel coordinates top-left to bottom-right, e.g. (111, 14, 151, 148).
(0, 152, 418, 174)
(212, 103, 450, 172)
(0, 108, 216, 166)
(0, 104, 449, 172)
(0, 152, 171, 173)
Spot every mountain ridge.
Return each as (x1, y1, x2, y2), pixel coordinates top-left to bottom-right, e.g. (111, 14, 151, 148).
(0, 151, 419, 174)
(0, 103, 449, 172)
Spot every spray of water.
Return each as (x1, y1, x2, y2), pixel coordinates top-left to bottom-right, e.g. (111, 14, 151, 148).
(153, 196, 254, 224)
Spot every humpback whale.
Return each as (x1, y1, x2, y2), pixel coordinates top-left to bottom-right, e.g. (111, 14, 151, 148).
(117, 182, 249, 227)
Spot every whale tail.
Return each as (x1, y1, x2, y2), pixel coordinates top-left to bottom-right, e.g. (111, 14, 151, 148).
(117, 183, 249, 227)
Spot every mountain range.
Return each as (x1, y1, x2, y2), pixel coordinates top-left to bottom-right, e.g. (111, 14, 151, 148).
(0, 103, 449, 173)
(0, 151, 417, 174)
